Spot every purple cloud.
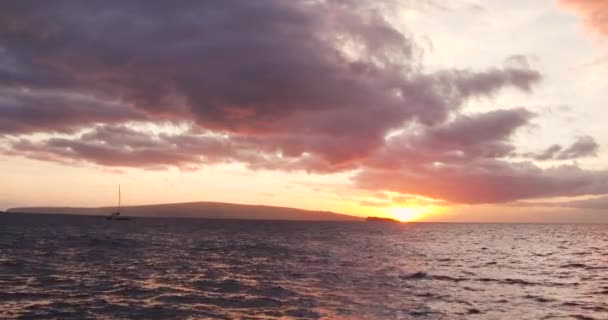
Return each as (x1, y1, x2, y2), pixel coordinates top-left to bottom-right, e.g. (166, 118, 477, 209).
(0, 88, 145, 135)
(559, 195, 608, 210)
(528, 136, 599, 161)
(0, 1, 541, 166)
(355, 110, 607, 204)
(366, 108, 535, 170)
(1, 1, 605, 205)
(355, 161, 608, 204)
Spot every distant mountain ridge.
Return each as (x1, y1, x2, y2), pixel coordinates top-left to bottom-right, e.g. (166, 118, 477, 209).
(7, 201, 362, 221)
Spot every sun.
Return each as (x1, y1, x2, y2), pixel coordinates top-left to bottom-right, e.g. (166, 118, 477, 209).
(387, 206, 428, 222)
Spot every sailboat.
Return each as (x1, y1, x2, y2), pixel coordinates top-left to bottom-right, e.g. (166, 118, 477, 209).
(107, 184, 132, 221)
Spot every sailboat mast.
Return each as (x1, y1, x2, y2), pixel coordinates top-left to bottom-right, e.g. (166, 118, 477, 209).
(118, 184, 121, 212)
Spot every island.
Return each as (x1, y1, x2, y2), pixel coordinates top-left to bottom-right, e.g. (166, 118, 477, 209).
(7, 201, 363, 222)
(365, 216, 402, 223)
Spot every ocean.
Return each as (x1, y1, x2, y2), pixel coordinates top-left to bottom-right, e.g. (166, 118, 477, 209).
(1, 214, 607, 319)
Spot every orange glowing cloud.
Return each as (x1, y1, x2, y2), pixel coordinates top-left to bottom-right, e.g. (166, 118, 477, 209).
(558, 0, 608, 38)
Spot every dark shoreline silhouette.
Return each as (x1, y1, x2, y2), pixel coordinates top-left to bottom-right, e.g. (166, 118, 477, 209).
(7, 201, 362, 221)
(365, 216, 402, 223)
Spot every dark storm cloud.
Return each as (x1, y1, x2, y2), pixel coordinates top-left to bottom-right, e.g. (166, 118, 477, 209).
(1, 0, 605, 205)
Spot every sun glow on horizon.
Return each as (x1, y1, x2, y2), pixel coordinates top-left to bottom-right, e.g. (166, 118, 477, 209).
(387, 206, 429, 222)
(380, 204, 448, 222)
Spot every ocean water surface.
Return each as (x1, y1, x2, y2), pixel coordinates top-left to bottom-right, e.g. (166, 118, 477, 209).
(1, 214, 607, 319)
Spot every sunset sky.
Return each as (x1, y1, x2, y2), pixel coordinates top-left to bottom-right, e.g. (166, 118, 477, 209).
(1, 0, 607, 222)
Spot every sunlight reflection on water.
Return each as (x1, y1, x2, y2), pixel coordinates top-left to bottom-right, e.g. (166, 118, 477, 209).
(1, 214, 607, 319)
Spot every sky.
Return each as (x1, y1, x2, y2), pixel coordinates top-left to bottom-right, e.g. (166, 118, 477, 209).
(1, 0, 607, 222)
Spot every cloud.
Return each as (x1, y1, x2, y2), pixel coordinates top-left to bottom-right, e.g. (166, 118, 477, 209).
(356, 160, 608, 204)
(557, 136, 600, 159)
(355, 110, 608, 204)
(0, 87, 145, 135)
(366, 108, 535, 170)
(0, 1, 540, 165)
(5, 124, 365, 173)
(528, 136, 599, 161)
(558, 0, 608, 38)
(517, 195, 608, 210)
(559, 195, 608, 209)
(1, 1, 605, 206)
(7, 125, 231, 169)
(530, 145, 563, 161)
